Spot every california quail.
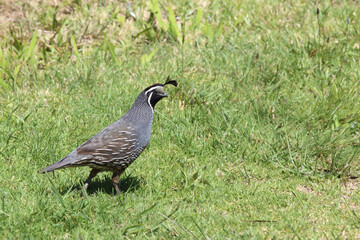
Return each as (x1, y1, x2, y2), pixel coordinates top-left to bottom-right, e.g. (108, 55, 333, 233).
(41, 77, 178, 195)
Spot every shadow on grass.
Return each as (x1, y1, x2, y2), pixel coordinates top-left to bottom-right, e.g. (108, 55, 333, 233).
(61, 175, 143, 196)
(89, 175, 143, 195)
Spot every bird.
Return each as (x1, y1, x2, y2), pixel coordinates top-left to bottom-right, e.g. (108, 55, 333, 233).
(41, 77, 178, 195)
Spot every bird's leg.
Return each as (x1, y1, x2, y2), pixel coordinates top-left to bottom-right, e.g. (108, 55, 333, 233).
(112, 170, 123, 195)
(84, 169, 99, 191)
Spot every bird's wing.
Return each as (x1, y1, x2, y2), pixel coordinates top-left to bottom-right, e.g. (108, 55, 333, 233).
(75, 123, 140, 161)
(41, 120, 141, 173)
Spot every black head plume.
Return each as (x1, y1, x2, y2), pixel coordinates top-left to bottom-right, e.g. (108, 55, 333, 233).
(163, 76, 178, 87)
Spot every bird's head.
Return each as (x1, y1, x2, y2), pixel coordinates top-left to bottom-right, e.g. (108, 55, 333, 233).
(143, 77, 178, 110)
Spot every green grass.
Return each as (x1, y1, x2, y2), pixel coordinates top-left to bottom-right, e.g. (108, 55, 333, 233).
(1, 0, 360, 238)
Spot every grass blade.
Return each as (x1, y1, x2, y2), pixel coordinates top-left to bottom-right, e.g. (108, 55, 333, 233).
(194, 8, 203, 29)
(45, 174, 68, 210)
(71, 35, 80, 58)
(23, 30, 38, 61)
(168, 7, 180, 42)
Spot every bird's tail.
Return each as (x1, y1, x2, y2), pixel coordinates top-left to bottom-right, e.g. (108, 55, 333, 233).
(40, 162, 64, 173)
(41, 154, 78, 173)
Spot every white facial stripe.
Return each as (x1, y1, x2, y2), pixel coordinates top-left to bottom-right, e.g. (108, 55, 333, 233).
(144, 86, 162, 96)
(147, 92, 154, 113)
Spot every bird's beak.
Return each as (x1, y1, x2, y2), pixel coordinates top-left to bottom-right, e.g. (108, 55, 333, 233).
(163, 92, 168, 98)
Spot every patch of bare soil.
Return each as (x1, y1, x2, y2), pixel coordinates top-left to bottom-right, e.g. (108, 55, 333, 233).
(0, 0, 59, 38)
(296, 184, 321, 196)
(340, 179, 360, 211)
(0, 0, 24, 37)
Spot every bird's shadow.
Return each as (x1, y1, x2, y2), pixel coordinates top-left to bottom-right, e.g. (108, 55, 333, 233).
(62, 175, 143, 196)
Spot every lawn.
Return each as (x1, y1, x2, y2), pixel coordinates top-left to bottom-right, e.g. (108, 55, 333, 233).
(0, 0, 359, 238)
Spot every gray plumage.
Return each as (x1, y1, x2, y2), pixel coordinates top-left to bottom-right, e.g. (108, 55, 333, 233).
(41, 78, 178, 195)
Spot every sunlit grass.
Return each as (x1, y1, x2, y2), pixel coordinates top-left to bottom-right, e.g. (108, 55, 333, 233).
(0, 0, 359, 238)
